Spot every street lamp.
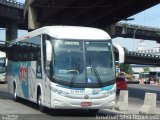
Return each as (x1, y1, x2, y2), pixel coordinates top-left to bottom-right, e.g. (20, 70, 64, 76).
(122, 18, 135, 22)
(133, 26, 138, 51)
(121, 18, 135, 35)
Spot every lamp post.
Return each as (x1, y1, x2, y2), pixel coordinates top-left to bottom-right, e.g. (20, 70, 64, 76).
(122, 18, 135, 22)
(122, 18, 135, 51)
(121, 18, 135, 35)
(133, 26, 138, 51)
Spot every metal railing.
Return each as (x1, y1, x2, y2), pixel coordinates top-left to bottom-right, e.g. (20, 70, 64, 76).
(117, 22, 160, 32)
(0, 0, 24, 9)
(126, 51, 160, 59)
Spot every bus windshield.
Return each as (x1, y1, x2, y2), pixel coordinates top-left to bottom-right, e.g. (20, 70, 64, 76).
(50, 39, 115, 88)
(0, 58, 6, 73)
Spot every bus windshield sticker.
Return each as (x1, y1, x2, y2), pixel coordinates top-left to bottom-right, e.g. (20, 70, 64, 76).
(36, 62, 42, 79)
(87, 77, 93, 83)
(64, 41, 79, 45)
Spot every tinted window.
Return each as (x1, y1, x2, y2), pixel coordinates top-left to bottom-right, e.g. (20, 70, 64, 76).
(116, 77, 125, 81)
(149, 72, 156, 75)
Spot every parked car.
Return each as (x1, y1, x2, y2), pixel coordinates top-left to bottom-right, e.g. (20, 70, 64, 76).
(116, 76, 128, 93)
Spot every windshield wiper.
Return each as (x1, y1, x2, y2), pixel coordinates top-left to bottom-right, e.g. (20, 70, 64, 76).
(89, 56, 103, 87)
(70, 58, 81, 87)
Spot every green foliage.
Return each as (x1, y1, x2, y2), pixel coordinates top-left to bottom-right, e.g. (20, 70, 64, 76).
(120, 64, 133, 74)
(143, 67, 150, 73)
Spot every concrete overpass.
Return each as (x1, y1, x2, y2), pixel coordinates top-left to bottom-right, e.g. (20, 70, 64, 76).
(113, 44, 160, 66)
(24, 0, 160, 30)
(0, 0, 160, 42)
(108, 23, 160, 42)
(0, 0, 24, 41)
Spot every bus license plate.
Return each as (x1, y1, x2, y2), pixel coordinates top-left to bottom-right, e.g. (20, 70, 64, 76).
(81, 102, 92, 107)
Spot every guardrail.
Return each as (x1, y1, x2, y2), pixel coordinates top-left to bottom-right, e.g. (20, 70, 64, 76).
(126, 51, 160, 59)
(117, 22, 160, 32)
(127, 80, 139, 84)
(0, 0, 24, 9)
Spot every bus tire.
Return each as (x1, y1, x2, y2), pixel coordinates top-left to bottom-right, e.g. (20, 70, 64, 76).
(37, 92, 46, 112)
(13, 82, 19, 102)
(89, 109, 99, 114)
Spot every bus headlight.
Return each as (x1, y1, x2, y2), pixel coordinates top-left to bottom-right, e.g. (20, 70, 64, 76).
(102, 89, 116, 97)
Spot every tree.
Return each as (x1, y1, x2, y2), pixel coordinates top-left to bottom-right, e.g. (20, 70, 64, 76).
(143, 67, 150, 73)
(120, 64, 133, 74)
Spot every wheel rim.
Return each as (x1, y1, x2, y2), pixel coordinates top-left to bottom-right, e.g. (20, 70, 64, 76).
(38, 95, 42, 107)
(14, 87, 16, 99)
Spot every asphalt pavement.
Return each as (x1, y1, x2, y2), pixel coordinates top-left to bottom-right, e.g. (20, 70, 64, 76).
(0, 83, 160, 120)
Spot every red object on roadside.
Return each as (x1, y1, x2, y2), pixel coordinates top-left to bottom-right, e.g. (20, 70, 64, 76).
(116, 77, 128, 92)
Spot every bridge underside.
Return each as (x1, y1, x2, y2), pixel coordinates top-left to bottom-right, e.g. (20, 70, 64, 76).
(125, 54, 160, 66)
(25, 0, 160, 30)
(114, 50, 160, 66)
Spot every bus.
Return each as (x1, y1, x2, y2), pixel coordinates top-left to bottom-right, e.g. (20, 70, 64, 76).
(0, 51, 7, 83)
(6, 26, 116, 113)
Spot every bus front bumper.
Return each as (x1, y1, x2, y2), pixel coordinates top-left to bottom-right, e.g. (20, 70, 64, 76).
(50, 93, 116, 109)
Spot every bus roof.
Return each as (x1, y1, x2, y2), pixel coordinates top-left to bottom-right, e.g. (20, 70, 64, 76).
(16, 26, 111, 42)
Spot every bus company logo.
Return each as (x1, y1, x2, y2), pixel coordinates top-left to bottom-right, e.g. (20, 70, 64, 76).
(20, 64, 27, 81)
(84, 94, 89, 99)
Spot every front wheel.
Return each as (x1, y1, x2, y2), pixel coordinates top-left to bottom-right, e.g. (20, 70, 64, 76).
(37, 94, 46, 112)
(13, 84, 19, 102)
(89, 109, 99, 114)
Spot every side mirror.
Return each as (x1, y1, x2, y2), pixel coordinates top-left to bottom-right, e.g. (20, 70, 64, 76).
(46, 40, 52, 62)
(113, 43, 125, 63)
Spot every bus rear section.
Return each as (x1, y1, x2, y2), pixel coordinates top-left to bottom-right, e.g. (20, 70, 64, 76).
(0, 51, 7, 83)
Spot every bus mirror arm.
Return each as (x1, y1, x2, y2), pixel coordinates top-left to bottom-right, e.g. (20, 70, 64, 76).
(46, 40, 52, 62)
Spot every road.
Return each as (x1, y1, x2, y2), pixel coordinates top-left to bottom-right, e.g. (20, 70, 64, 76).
(0, 84, 160, 120)
(128, 84, 160, 107)
(0, 84, 119, 120)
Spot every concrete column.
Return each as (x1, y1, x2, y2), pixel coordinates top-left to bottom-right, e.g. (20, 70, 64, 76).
(115, 90, 128, 111)
(106, 24, 116, 36)
(139, 92, 157, 114)
(28, 6, 40, 30)
(6, 22, 18, 41)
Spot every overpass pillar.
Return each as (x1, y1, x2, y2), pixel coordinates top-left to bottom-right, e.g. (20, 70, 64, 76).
(28, 6, 40, 30)
(6, 22, 18, 41)
(106, 24, 116, 36)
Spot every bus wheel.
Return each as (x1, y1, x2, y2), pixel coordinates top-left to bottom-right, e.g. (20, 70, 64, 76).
(37, 94, 46, 112)
(89, 109, 99, 114)
(13, 83, 19, 102)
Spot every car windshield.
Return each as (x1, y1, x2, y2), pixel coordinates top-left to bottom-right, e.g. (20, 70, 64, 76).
(149, 72, 156, 75)
(50, 39, 115, 88)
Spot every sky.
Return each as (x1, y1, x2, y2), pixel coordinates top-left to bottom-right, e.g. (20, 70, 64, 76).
(1, 0, 160, 51)
(113, 3, 160, 51)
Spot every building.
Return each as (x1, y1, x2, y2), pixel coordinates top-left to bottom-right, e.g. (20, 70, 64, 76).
(131, 40, 160, 74)
(137, 40, 160, 55)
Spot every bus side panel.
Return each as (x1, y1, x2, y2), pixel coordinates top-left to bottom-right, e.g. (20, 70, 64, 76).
(7, 61, 31, 100)
(28, 61, 39, 102)
(7, 61, 14, 94)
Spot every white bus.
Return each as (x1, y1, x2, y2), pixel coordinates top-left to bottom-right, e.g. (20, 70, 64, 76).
(0, 51, 7, 83)
(7, 26, 116, 113)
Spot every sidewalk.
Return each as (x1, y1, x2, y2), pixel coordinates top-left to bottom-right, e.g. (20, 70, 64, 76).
(101, 103, 160, 115)
(101, 97, 160, 115)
